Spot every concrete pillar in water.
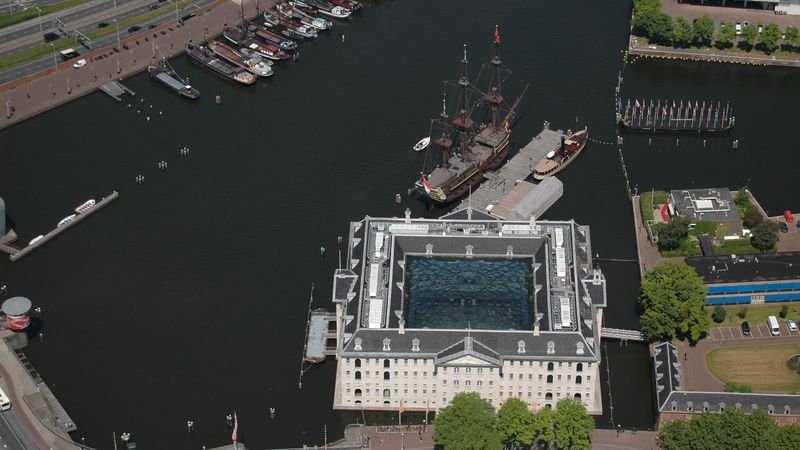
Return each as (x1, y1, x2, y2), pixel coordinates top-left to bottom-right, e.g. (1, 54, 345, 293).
(0, 196, 6, 238)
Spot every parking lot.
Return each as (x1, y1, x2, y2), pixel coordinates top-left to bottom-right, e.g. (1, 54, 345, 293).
(663, 0, 800, 29)
(708, 321, 800, 341)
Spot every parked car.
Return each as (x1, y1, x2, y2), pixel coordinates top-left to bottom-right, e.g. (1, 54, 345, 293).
(98, 22, 109, 28)
(148, 23, 157, 29)
(736, 22, 742, 36)
(789, 320, 798, 332)
(782, 222, 789, 233)
(742, 321, 751, 335)
(43, 32, 60, 42)
(758, 23, 763, 33)
(128, 25, 142, 33)
(72, 58, 87, 69)
(148, 3, 159, 10)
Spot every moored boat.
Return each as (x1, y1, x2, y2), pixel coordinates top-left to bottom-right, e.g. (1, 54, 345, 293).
(329, 0, 361, 12)
(247, 24, 298, 51)
(74, 199, 96, 214)
(184, 43, 256, 86)
(292, 0, 351, 19)
(276, 2, 332, 30)
(147, 65, 200, 99)
(208, 40, 274, 77)
(264, 12, 318, 38)
(28, 235, 44, 246)
(532, 128, 589, 180)
(57, 214, 76, 227)
(413, 137, 430, 152)
(223, 28, 289, 61)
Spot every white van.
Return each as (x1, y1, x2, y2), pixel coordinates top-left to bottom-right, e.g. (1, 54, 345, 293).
(0, 387, 11, 411)
(768, 315, 781, 336)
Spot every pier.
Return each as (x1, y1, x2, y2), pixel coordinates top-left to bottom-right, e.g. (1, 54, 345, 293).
(99, 81, 136, 102)
(305, 309, 337, 363)
(2, 191, 119, 262)
(456, 126, 564, 214)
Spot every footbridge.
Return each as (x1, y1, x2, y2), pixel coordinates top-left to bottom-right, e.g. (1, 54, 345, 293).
(601, 327, 647, 342)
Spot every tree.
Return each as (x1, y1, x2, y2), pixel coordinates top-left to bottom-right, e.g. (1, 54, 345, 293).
(741, 24, 758, 49)
(433, 392, 502, 450)
(784, 26, 800, 48)
(553, 398, 594, 450)
(657, 217, 690, 251)
(751, 220, 779, 252)
(777, 424, 800, 450)
(639, 262, 710, 342)
(497, 398, 534, 449)
(759, 23, 783, 53)
(693, 15, 715, 46)
(734, 187, 751, 210)
(737, 307, 747, 320)
(632, 1, 674, 45)
(724, 382, 752, 392)
(672, 17, 693, 47)
(780, 304, 789, 318)
(530, 407, 555, 449)
(713, 306, 727, 323)
(743, 206, 763, 228)
(716, 24, 736, 47)
(658, 408, 778, 450)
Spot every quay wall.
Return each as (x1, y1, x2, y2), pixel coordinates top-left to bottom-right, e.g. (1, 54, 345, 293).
(0, 0, 275, 130)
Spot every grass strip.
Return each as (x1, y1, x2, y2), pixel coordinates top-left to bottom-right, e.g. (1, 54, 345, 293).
(0, 0, 90, 29)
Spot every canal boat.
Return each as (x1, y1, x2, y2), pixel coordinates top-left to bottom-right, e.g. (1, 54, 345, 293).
(184, 44, 256, 86)
(292, 0, 351, 19)
(223, 28, 290, 61)
(532, 128, 589, 180)
(276, 2, 332, 30)
(263, 12, 318, 38)
(28, 235, 44, 246)
(147, 65, 200, 99)
(74, 199, 96, 214)
(413, 137, 430, 152)
(415, 26, 527, 206)
(329, 0, 361, 12)
(208, 40, 274, 77)
(247, 24, 298, 51)
(57, 214, 76, 227)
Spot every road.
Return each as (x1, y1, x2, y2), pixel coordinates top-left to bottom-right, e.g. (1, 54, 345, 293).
(0, 409, 38, 450)
(0, 0, 218, 85)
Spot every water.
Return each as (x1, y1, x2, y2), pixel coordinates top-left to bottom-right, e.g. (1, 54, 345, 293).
(2, 0, 798, 446)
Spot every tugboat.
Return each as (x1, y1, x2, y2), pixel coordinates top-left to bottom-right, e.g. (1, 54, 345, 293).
(415, 26, 526, 206)
(184, 43, 256, 86)
(208, 40, 273, 77)
(532, 128, 589, 180)
(147, 64, 200, 99)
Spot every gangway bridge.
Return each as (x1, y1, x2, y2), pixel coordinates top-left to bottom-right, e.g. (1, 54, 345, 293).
(601, 327, 647, 342)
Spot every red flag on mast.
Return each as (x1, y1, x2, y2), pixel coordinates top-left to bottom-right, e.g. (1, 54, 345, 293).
(494, 25, 500, 44)
(232, 412, 238, 442)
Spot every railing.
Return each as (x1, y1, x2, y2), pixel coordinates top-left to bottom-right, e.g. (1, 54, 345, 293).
(601, 327, 647, 342)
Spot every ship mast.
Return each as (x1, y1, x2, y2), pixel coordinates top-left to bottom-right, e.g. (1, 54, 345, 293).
(451, 44, 474, 160)
(434, 87, 453, 166)
(485, 25, 504, 129)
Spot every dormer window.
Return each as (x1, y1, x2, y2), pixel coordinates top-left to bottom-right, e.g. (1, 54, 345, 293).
(382, 338, 391, 352)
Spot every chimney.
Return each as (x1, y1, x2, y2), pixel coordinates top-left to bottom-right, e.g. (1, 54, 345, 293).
(404, 208, 411, 224)
(399, 319, 405, 335)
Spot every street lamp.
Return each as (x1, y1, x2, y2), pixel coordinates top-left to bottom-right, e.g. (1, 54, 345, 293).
(49, 43, 57, 70)
(113, 19, 120, 48)
(35, 7, 43, 38)
(174, 0, 179, 24)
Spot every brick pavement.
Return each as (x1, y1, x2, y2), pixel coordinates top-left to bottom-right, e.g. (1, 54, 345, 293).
(0, 0, 272, 130)
(592, 429, 658, 450)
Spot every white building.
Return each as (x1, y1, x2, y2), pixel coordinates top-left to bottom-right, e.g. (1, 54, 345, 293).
(330, 208, 607, 414)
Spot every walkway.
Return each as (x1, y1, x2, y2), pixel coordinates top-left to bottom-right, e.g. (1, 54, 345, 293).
(0, 0, 272, 130)
(592, 429, 658, 450)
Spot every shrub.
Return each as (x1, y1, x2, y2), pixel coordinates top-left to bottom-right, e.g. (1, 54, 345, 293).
(713, 306, 727, 323)
(780, 305, 789, 319)
(737, 307, 747, 320)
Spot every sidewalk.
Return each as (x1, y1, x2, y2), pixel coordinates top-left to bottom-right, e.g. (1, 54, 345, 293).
(0, 0, 267, 130)
(592, 429, 658, 450)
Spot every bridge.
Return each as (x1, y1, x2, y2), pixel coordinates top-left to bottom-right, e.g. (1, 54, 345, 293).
(601, 327, 647, 342)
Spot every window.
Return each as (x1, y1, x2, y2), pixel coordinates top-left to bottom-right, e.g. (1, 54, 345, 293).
(404, 371, 408, 377)
(384, 401, 390, 406)
(538, 374, 543, 381)
(383, 389, 390, 398)
(413, 371, 418, 377)
(547, 362, 554, 371)
(454, 368, 460, 373)
(346, 358, 350, 364)
(465, 368, 471, 374)
(384, 372, 391, 380)
(545, 393, 553, 400)
(558, 362, 562, 368)
(586, 376, 591, 382)
(394, 371, 398, 377)
(567, 375, 571, 381)
(477, 381, 483, 386)
(568, 362, 572, 368)
(477, 368, 483, 374)
(355, 389, 363, 398)
(557, 375, 562, 381)
(454, 380, 459, 386)
(574, 393, 582, 399)
(355, 371, 361, 380)
(346, 371, 350, 376)
(443, 380, 447, 385)
(576, 363, 583, 372)
(489, 381, 493, 386)
(355, 359, 361, 368)
(518, 392, 522, 398)
(384, 359, 390, 368)
(576, 376, 582, 385)
(423, 372, 427, 377)
(528, 374, 533, 380)
(518, 374, 523, 380)
(547, 375, 553, 384)
(465, 380, 471, 386)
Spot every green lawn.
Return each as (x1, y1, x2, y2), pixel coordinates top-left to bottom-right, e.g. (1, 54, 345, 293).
(0, 0, 89, 29)
(710, 303, 800, 328)
(707, 343, 800, 393)
(639, 190, 666, 222)
(714, 238, 762, 255)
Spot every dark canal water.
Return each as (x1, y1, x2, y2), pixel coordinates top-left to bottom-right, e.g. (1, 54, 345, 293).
(2, 0, 798, 447)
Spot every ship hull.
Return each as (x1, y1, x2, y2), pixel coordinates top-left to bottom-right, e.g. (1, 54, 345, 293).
(532, 130, 587, 180)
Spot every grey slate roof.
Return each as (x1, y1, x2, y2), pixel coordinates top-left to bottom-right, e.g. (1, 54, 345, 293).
(653, 342, 681, 410)
(686, 252, 800, 284)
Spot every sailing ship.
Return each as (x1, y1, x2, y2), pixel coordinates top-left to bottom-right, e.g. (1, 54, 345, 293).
(416, 26, 527, 205)
(616, 98, 734, 133)
(532, 128, 589, 180)
(147, 61, 200, 99)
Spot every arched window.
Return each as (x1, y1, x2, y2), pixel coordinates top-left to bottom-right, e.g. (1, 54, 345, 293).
(547, 375, 553, 384)
(576, 363, 583, 372)
(355, 359, 361, 368)
(545, 404, 552, 409)
(383, 389, 391, 398)
(383, 401, 390, 406)
(355, 400, 362, 405)
(576, 376, 582, 385)
(354, 389, 362, 398)
(574, 393, 582, 399)
(545, 393, 553, 400)
(547, 362, 554, 371)
(383, 371, 390, 380)
(383, 359, 390, 368)
(355, 371, 361, 380)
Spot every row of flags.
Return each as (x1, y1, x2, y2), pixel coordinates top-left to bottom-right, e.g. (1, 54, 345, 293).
(620, 98, 731, 129)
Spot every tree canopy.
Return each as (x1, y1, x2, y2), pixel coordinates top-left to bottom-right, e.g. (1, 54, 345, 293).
(639, 262, 710, 342)
(672, 17, 693, 48)
(530, 406, 555, 449)
(751, 220, 779, 252)
(497, 397, 534, 449)
(716, 24, 736, 46)
(759, 23, 782, 53)
(693, 15, 714, 46)
(741, 24, 758, 48)
(553, 398, 595, 450)
(659, 409, 800, 450)
(632, 0, 674, 44)
(657, 217, 690, 251)
(433, 392, 502, 450)
(785, 26, 800, 48)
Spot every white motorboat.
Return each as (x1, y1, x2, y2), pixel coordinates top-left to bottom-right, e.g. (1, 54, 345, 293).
(413, 137, 431, 152)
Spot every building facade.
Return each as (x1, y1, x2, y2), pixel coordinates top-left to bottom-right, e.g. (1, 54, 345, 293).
(331, 209, 607, 414)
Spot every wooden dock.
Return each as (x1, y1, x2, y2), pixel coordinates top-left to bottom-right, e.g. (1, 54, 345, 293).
(99, 81, 135, 102)
(6, 191, 119, 262)
(456, 125, 564, 213)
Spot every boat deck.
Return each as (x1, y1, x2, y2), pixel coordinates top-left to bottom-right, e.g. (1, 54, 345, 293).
(456, 126, 564, 213)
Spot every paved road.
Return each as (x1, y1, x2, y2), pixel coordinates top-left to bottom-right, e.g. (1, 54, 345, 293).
(0, 0, 217, 85)
(0, 409, 38, 450)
